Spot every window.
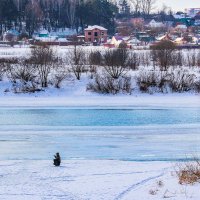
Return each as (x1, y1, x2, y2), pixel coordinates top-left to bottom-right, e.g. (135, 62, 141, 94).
(88, 32, 91, 35)
(94, 32, 98, 37)
(101, 32, 104, 35)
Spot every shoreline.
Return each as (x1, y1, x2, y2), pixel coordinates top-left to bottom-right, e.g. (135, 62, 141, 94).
(0, 94, 199, 107)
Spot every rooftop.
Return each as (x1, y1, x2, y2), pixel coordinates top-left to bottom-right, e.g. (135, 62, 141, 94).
(85, 25, 107, 31)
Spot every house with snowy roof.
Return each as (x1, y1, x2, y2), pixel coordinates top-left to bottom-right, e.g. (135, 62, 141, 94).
(174, 24, 187, 32)
(147, 20, 165, 28)
(109, 35, 126, 47)
(3, 29, 19, 42)
(174, 37, 188, 45)
(84, 25, 108, 44)
(156, 34, 173, 42)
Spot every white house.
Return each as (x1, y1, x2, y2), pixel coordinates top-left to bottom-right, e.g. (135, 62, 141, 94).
(147, 20, 165, 28)
(128, 37, 141, 46)
(175, 24, 187, 31)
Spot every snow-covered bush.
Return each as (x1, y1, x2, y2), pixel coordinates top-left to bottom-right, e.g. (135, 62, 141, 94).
(169, 69, 196, 92)
(186, 50, 200, 68)
(6, 60, 39, 93)
(137, 69, 170, 93)
(87, 74, 132, 95)
(52, 65, 70, 88)
(0, 58, 19, 81)
(0, 61, 6, 81)
(194, 79, 200, 93)
(137, 68, 197, 93)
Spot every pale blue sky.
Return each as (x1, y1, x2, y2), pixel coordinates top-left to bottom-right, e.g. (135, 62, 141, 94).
(157, 0, 200, 11)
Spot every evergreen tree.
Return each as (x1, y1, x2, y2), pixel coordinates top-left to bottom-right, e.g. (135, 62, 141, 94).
(119, 0, 131, 17)
(0, 0, 18, 32)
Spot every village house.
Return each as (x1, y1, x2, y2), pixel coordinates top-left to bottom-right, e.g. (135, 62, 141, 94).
(187, 8, 200, 17)
(104, 35, 125, 48)
(156, 34, 173, 42)
(174, 37, 188, 45)
(104, 35, 141, 48)
(194, 12, 200, 26)
(84, 25, 108, 44)
(3, 29, 19, 42)
(174, 24, 188, 33)
(147, 19, 165, 28)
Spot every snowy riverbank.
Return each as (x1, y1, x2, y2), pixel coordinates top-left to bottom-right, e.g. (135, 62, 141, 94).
(0, 160, 199, 200)
(0, 93, 199, 108)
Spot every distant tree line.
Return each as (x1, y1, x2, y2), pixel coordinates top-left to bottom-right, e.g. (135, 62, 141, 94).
(0, 0, 118, 36)
(118, 0, 174, 21)
(118, 0, 157, 17)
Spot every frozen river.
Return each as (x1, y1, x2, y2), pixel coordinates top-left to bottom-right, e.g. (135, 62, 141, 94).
(0, 107, 200, 161)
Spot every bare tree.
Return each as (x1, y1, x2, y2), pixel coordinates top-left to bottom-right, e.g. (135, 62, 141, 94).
(141, 0, 156, 15)
(69, 46, 86, 80)
(0, 60, 7, 81)
(66, 0, 77, 29)
(103, 48, 129, 79)
(88, 51, 101, 79)
(151, 40, 176, 71)
(53, 60, 69, 88)
(131, 0, 141, 14)
(25, 1, 44, 36)
(30, 45, 58, 87)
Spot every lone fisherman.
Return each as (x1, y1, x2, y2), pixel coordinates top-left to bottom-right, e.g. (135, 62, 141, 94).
(53, 152, 61, 166)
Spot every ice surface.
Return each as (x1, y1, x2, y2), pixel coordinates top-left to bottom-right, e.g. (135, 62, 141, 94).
(0, 107, 200, 161)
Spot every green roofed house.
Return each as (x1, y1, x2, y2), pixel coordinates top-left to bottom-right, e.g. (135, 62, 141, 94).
(38, 30, 49, 38)
(173, 13, 195, 27)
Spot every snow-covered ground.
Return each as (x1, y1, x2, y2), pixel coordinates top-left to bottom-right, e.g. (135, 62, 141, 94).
(0, 47, 199, 108)
(0, 160, 199, 200)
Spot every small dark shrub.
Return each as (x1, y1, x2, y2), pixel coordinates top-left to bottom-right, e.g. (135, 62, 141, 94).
(194, 80, 200, 93)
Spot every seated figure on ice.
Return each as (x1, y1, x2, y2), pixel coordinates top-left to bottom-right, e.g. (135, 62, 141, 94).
(53, 152, 61, 166)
